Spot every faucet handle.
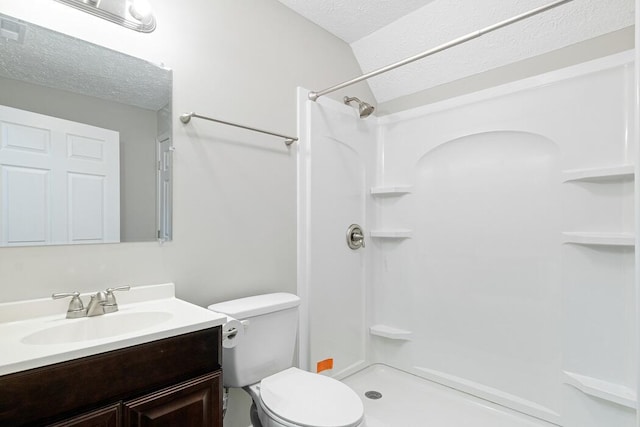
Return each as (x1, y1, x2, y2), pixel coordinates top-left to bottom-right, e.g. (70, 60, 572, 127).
(52, 292, 86, 318)
(105, 286, 130, 301)
(103, 286, 130, 313)
(52, 291, 79, 298)
(106, 285, 131, 292)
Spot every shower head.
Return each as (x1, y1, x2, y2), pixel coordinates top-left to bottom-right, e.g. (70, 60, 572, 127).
(343, 96, 375, 119)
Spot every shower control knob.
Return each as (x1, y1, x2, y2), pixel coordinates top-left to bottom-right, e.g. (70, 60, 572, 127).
(346, 224, 365, 250)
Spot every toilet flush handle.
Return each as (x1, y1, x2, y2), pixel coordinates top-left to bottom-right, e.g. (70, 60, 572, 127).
(223, 328, 238, 339)
(222, 319, 250, 339)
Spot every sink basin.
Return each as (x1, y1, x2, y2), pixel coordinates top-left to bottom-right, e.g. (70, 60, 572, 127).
(21, 311, 173, 345)
(0, 283, 228, 376)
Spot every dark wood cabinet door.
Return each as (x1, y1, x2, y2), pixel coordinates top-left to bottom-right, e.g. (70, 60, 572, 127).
(0, 328, 220, 426)
(123, 372, 222, 427)
(48, 404, 121, 427)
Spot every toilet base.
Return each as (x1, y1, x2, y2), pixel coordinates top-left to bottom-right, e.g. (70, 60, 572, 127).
(249, 402, 263, 427)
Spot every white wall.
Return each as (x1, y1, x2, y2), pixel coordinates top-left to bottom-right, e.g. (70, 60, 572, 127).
(373, 53, 636, 426)
(636, 6, 640, 427)
(296, 93, 377, 378)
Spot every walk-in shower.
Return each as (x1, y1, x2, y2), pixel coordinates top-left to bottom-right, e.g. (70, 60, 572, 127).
(298, 50, 637, 427)
(297, 1, 636, 426)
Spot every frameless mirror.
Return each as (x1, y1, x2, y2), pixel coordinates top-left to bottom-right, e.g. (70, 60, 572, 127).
(0, 13, 172, 247)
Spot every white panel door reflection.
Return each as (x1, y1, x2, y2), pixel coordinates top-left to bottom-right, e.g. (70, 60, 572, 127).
(0, 105, 120, 246)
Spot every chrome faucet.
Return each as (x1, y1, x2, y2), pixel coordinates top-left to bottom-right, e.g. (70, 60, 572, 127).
(85, 291, 108, 317)
(52, 286, 130, 318)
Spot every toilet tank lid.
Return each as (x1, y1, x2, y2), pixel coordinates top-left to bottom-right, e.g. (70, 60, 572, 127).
(207, 293, 300, 319)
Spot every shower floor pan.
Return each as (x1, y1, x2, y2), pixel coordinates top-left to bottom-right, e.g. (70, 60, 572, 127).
(342, 364, 556, 427)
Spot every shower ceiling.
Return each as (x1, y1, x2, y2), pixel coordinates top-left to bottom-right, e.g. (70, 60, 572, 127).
(277, 0, 634, 104)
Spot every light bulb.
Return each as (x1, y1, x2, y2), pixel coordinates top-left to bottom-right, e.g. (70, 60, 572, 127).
(129, 0, 153, 25)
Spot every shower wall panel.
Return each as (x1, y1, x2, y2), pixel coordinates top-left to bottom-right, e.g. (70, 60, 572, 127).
(374, 52, 636, 426)
(297, 90, 377, 378)
(298, 52, 636, 427)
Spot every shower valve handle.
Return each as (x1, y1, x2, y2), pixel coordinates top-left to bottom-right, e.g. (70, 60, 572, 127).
(352, 232, 365, 248)
(346, 224, 365, 250)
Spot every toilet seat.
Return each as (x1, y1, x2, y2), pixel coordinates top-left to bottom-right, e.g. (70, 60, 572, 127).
(258, 367, 364, 427)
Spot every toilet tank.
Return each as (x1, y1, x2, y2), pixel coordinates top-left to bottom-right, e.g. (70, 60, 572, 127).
(208, 293, 300, 388)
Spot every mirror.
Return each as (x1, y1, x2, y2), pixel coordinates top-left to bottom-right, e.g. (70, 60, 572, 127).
(0, 13, 172, 247)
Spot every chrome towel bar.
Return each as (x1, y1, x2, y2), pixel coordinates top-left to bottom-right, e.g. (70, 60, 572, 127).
(180, 112, 297, 147)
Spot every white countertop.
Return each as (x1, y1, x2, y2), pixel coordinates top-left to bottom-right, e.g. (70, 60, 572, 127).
(0, 283, 226, 376)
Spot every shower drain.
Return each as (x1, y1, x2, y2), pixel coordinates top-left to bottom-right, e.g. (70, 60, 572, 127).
(364, 390, 382, 400)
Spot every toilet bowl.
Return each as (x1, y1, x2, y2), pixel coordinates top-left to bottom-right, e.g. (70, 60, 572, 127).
(208, 293, 365, 427)
(246, 368, 364, 427)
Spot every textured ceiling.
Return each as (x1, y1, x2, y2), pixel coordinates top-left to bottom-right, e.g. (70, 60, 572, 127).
(279, 0, 634, 104)
(0, 14, 171, 111)
(276, 0, 436, 43)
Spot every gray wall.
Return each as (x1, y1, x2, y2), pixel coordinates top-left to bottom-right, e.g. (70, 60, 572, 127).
(379, 27, 634, 114)
(0, 0, 372, 301)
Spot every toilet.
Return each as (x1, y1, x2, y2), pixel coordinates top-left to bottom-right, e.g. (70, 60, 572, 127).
(208, 293, 365, 427)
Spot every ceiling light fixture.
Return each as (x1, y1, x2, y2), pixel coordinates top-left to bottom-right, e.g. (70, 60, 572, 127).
(55, 0, 156, 33)
(129, 0, 154, 26)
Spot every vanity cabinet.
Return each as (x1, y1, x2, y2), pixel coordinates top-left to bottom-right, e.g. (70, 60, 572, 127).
(0, 327, 222, 427)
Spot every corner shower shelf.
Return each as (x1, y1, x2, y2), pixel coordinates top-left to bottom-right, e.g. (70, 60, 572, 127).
(562, 371, 637, 409)
(370, 229, 413, 239)
(562, 165, 634, 183)
(369, 324, 412, 340)
(370, 186, 413, 196)
(561, 232, 635, 247)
